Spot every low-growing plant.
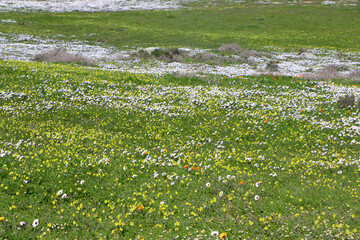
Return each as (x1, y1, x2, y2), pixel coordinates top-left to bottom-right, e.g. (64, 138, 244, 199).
(338, 94, 355, 109)
(151, 47, 187, 63)
(33, 48, 93, 65)
(218, 43, 242, 53)
(266, 60, 279, 72)
(240, 50, 260, 58)
(323, 64, 348, 72)
(131, 49, 151, 59)
(348, 69, 360, 80)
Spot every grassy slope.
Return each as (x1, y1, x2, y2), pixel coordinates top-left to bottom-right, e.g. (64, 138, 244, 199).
(1, 6, 360, 51)
(0, 60, 360, 238)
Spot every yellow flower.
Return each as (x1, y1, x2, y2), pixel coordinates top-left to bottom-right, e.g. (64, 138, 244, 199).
(0, 217, 5, 222)
(219, 232, 227, 239)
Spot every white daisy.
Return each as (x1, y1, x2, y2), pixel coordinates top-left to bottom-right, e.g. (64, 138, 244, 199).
(20, 221, 26, 226)
(219, 191, 224, 197)
(61, 193, 67, 199)
(254, 195, 260, 201)
(80, 180, 85, 185)
(206, 182, 211, 187)
(57, 190, 63, 195)
(32, 219, 39, 228)
(210, 231, 219, 236)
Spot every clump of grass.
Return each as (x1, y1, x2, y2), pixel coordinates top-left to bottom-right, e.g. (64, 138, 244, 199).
(338, 94, 356, 109)
(33, 48, 93, 65)
(266, 60, 279, 72)
(218, 43, 242, 53)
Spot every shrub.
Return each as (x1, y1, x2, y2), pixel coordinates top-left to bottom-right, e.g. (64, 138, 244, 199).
(322, 64, 348, 71)
(240, 50, 260, 58)
(338, 94, 355, 109)
(348, 69, 360, 79)
(33, 48, 93, 65)
(218, 43, 242, 53)
(150, 47, 187, 62)
(266, 60, 279, 72)
(131, 49, 151, 59)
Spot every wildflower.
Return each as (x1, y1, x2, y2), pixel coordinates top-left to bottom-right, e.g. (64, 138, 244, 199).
(123, 166, 127, 170)
(80, 180, 85, 185)
(337, 170, 342, 174)
(61, 194, 67, 199)
(23, 180, 28, 184)
(160, 201, 165, 205)
(219, 191, 224, 197)
(0, 217, 5, 222)
(20, 221, 26, 226)
(219, 232, 227, 239)
(32, 219, 39, 227)
(57, 190, 63, 195)
(254, 195, 260, 201)
(184, 164, 189, 168)
(255, 182, 261, 187)
(138, 205, 143, 211)
(210, 231, 219, 236)
(206, 182, 211, 187)
(132, 174, 137, 178)
(240, 180, 244, 185)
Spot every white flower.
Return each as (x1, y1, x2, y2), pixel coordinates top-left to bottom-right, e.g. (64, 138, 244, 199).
(57, 190, 63, 195)
(20, 221, 26, 226)
(32, 219, 39, 228)
(80, 180, 85, 185)
(255, 182, 261, 187)
(206, 182, 211, 187)
(154, 172, 159, 178)
(210, 231, 219, 236)
(61, 194, 67, 199)
(160, 201, 165, 205)
(132, 174, 137, 178)
(23, 180, 28, 184)
(171, 182, 175, 185)
(337, 170, 342, 174)
(123, 166, 127, 170)
(219, 191, 224, 197)
(254, 195, 260, 201)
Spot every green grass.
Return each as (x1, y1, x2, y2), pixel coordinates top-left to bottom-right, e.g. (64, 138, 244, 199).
(1, 60, 360, 239)
(1, 5, 360, 51)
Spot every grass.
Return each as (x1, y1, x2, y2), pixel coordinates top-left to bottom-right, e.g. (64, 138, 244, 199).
(1, 60, 360, 239)
(1, 5, 360, 51)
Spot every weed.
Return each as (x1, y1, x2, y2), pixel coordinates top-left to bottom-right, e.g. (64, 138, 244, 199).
(33, 48, 93, 65)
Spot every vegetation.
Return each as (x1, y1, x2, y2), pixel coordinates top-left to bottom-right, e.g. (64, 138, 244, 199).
(1, 5, 360, 51)
(1, 60, 360, 239)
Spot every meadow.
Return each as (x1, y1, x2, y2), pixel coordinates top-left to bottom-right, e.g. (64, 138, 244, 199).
(1, 1, 360, 239)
